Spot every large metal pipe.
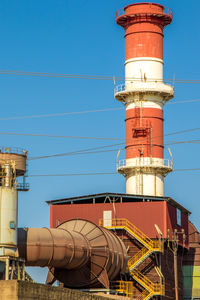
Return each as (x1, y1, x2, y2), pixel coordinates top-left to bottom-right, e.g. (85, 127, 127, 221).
(18, 219, 128, 288)
(18, 227, 90, 269)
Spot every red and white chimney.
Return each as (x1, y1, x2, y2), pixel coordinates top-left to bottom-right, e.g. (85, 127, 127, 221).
(115, 3, 174, 196)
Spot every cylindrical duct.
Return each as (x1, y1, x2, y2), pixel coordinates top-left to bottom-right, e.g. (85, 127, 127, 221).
(18, 219, 128, 288)
(18, 227, 90, 269)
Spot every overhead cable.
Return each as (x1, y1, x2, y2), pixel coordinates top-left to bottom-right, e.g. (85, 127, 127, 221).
(0, 126, 200, 146)
(26, 168, 200, 177)
(28, 139, 200, 161)
(165, 128, 200, 137)
(26, 172, 117, 177)
(0, 132, 124, 141)
(166, 139, 200, 145)
(29, 143, 125, 160)
(0, 126, 199, 142)
(1, 69, 200, 84)
(0, 107, 123, 121)
(0, 99, 200, 122)
(173, 168, 200, 172)
(168, 99, 200, 105)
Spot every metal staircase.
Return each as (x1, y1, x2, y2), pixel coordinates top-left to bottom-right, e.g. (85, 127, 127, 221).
(130, 269, 164, 300)
(128, 247, 152, 270)
(100, 218, 164, 300)
(99, 218, 162, 252)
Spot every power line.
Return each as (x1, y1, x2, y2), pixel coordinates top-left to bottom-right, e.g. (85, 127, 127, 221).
(166, 139, 200, 145)
(28, 139, 200, 161)
(1, 69, 200, 84)
(165, 128, 200, 137)
(29, 149, 121, 160)
(0, 126, 199, 147)
(29, 143, 124, 160)
(0, 132, 124, 141)
(174, 168, 200, 172)
(26, 168, 200, 177)
(4, 138, 200, 163)
(0, 70, 114, 80)
(26, 172, 117, 177)
(0, 107, 123, 121)
(0, 99, 200, 122)
(168, 99, 200, 105)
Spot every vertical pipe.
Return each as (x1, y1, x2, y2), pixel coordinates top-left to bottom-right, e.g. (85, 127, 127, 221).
(174, 251, 179, 300)
(5, 258, 9, 280)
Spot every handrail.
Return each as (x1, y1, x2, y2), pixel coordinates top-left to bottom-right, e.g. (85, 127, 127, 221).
(111, 281, 133, 298)
(100, 218, 151, 246)
(128, 247, 149, 269)
(114, 81, 174, 96)
(17, 182, 30, 191)
(0, 146, 27, 155)
(100, 218, 164, 298)
(131, 269, 163, 293)
(131, 269, 154, 290)
(116, 8, 125, 18)
(128, 243, 162, 270)
(163, 7, 173, 17)
(100, 218, 162, 251)
(136, 290, 150, 300)
(116, 6, 172, 18)
(117, 158, 173, 170)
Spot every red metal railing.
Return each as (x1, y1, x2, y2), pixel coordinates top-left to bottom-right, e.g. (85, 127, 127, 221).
(116, 5, 172, 18)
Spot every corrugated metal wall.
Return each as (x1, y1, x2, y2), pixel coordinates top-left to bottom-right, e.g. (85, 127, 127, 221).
(183, 222, 200, 299)
(183, 266, 200, 299)
(50, 200, 189, 244)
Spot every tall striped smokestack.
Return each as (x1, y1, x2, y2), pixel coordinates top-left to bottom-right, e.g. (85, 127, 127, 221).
(115, 3, 173, 196)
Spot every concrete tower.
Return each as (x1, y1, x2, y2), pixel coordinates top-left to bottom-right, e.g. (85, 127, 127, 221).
(115, 3, 174, 196)
(0, 148, 28, 279)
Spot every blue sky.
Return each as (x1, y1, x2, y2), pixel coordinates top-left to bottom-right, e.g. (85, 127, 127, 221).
(0, 0, 200, 282)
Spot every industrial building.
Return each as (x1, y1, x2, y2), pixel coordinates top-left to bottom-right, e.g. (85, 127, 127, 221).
(0, 2, 200, 300)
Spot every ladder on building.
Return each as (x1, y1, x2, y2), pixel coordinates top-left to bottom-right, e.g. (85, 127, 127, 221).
(99, 218, 164, 300)
(130, 269, 164, 300)
(100, 218, 163, 252)
(128, 246, 153, 270)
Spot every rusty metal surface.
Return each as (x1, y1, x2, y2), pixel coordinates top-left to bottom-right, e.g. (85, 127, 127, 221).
(18, 227, 89, 269)
(18, 219, 128, 289)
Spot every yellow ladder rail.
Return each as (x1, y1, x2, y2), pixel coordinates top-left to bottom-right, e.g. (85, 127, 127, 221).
(111, 281, 133, 298)
(130, 269, 154, 292)
(136, 289, 150, 300)
(100, 218, 164, 300)
(128, 246, 150, 270)
(130, 269, 164, 294)
(100, 218, 152, 247)
(99, 218, 163, 252)
(128, 245, 163, 271)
